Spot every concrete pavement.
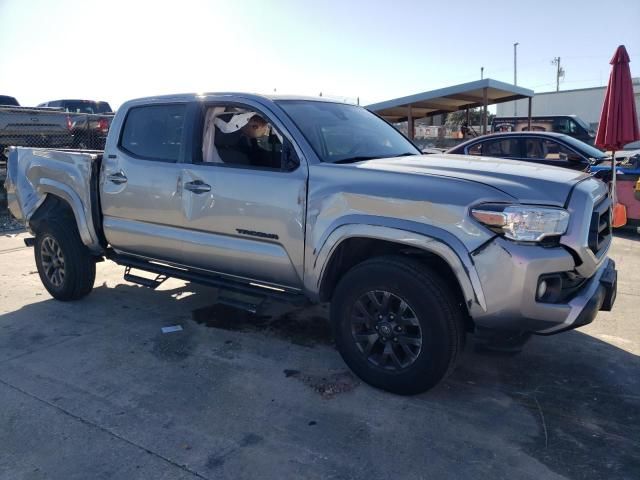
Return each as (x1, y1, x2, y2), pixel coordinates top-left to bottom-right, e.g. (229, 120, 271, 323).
(0, 230, 638, 479)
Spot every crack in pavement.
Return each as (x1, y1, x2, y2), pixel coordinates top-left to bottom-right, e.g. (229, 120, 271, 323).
(0, 246, 30, 255)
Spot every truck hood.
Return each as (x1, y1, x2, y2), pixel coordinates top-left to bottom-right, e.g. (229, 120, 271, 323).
(354, 153, 590, 206)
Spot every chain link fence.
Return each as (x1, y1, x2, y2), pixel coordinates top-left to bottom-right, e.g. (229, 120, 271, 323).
(0, 107, 113, 226)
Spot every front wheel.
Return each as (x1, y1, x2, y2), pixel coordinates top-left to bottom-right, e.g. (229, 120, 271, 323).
(34, 218, 96, 301)
(331, 256, 465, 395)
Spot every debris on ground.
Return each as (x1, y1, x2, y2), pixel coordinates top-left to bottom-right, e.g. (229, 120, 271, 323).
(0, 213, 23, 233)
(161, 325, 183, 334)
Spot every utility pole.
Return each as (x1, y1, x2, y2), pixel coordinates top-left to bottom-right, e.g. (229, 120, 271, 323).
(513, 42, 519, 85)
(552, 57, 564, 92)
(480, 66, 484, 80)
(513, 42, 519, 115)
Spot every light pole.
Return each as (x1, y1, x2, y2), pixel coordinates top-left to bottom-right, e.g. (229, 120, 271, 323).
(481, 66, 484, 80)
(513, 42, 519, 115)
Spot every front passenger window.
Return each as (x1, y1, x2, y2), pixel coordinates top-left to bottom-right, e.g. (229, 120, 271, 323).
(201, 106, 294, 171)
(539, 140, 584, 163)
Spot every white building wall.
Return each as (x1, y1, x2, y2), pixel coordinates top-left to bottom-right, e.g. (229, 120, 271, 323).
(497, 80, 640, 128)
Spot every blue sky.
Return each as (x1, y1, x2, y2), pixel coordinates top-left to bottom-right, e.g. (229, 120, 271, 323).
(0, 0, 638, 108)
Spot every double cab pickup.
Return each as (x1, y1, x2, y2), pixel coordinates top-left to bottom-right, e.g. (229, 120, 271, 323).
(5, 93, 617, 394)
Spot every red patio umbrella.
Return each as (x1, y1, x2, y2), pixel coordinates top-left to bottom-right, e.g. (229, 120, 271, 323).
(596, 45, 640, 227)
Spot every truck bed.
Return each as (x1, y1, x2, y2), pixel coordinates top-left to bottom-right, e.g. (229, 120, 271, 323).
(4, 147, 104, 252)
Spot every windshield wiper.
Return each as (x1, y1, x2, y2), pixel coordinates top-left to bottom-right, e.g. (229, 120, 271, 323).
(332, 156, 383, 164)
(390, 152, 421, 158)
(333, 152, 420, 164)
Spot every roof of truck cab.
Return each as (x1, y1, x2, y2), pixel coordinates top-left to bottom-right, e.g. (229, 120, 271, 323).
(123, 92, 349, 105)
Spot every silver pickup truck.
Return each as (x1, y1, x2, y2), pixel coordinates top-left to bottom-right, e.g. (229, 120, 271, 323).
(4, 93, 617, 394)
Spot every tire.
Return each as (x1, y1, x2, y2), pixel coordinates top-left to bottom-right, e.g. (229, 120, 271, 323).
(34, 217, 96, 301)
(331, 255, 465, 395)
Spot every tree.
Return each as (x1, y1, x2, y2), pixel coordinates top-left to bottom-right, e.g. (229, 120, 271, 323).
(445, 108, 494, 127)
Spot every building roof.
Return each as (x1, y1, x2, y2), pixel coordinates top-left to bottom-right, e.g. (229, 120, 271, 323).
(532, 77, 640, 96)
(366, 79, 534, 122)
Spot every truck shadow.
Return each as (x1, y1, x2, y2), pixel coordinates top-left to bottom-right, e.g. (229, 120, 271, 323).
(437, 331, 640, 479)
(0, 281, 638, 479)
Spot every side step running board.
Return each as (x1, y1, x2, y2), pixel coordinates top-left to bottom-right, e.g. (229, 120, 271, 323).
(112, 253, 308, 307)
(124, 266, 168, 290)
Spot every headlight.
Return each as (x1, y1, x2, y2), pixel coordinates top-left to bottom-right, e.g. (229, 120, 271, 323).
(471, 204, 570, 242)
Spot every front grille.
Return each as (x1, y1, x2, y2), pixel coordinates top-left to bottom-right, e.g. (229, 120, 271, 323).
(588, 197, 612, 256)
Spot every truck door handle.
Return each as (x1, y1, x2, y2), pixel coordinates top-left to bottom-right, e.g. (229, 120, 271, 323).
(184, 180, 211, 194)
(106, 171, 127, 185)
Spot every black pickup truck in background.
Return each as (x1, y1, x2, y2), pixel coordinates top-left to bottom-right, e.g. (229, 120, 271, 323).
(0, 95, 20, 107)
(37, 99, 114, 150)
(1, 96, 114, 212)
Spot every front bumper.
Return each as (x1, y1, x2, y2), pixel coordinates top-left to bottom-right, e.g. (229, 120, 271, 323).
(537, 257, 616, 334)
(471, 237, 617, 334)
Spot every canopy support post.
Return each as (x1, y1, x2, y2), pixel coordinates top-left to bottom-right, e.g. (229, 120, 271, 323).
(465, 108, 470, 138)
(528, 97, 532, 130)
(482, 87, 488, 134)
(407, 104, 414, 140)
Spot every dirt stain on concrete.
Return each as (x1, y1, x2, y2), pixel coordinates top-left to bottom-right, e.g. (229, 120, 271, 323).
(206, 433, 264, 469)
(284, 369, 359, 399)
(191, 304, 333, 347)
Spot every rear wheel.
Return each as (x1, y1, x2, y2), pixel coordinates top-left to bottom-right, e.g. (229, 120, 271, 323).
(331, 256, 465, 395)
(34, 218, 96, 301)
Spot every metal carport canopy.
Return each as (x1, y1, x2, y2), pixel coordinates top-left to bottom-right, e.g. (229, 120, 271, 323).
(365, 78, 534, 137)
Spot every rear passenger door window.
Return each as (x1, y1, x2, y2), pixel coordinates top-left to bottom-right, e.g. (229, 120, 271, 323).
(478, 138, 521, 158)
(119, 104, 186, 162)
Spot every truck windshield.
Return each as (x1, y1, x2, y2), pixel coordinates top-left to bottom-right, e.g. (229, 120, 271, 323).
(573, 116, 594, 133)
(277, 100, 420, 163)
